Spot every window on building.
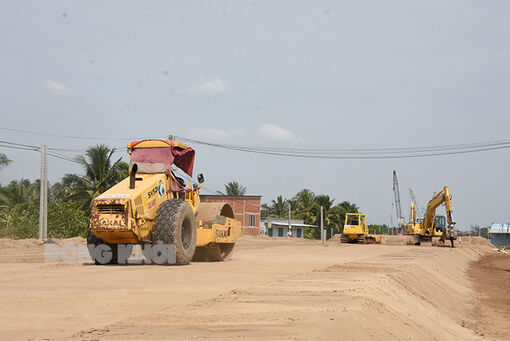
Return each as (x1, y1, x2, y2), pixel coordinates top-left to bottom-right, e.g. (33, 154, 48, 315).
(249, 214, 256, 227)
(296, 228, 302, 238)
(278, 228, 284, 237)
(268, 227, 273, 236)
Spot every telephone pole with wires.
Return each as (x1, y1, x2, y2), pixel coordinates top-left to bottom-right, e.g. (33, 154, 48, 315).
(38, 145, 48, 240)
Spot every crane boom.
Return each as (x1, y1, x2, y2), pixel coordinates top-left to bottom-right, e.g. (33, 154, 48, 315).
(409, 188, 422, 221)
(392, 171, 404, 231)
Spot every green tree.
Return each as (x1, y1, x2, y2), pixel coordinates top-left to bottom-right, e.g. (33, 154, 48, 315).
(222, 181, 247, 196)
(62, 145, 128, 210)
(335, 201, 359, 231)
(368, 224, 389, 234)
(0, 179, 40, 239)
(3, 202, 40, 239)
(0, 153, 11, 169)
(48, 201, 89, 238)
(269, 195, 288, 218)
(311, 195, 343, 238)
(0, 179, 39, 207)
(293, 189, 318, 225)
(469, 225, 489, 238)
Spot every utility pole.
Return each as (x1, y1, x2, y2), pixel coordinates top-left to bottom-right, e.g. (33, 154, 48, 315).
(288, 202, 291, 237)
(320, 206, 325, 245)
(38, 145, 48, 240)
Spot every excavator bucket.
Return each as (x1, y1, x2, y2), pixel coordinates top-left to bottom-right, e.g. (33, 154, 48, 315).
(193, 202, 242, 261)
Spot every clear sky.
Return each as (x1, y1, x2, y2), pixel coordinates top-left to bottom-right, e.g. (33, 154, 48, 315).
(1, 1, 509, 230)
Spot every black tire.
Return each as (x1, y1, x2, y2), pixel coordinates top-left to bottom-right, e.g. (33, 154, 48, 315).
(86, 229, 132, 265)
(153, 199, 197, 265)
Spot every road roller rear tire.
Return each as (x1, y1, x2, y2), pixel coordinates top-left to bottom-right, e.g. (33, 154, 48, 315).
(153, 199, 197, 265)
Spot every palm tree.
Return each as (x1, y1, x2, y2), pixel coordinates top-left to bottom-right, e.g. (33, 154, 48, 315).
(270, 195, 288, 218)
(293, 189, 318, 225)
(313, 194, 344, 238)
(0, 179, 39, 207)
(337, 201, 359, 214)
(62, 145, 128, 210)
(0, 153, 11, 170)
(335, 200, 359, 233)
(223, 181, 247, 196)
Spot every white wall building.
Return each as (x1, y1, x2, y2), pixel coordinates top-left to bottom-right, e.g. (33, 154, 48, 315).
(260, 218, 317, 238)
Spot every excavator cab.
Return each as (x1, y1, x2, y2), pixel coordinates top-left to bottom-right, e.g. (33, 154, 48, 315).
(433, 215, 446, 234)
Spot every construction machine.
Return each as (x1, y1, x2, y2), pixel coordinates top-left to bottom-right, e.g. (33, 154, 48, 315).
(340, 213, 381, 244)
(404, 186, 455, 245)
(87, 139, 242, 265)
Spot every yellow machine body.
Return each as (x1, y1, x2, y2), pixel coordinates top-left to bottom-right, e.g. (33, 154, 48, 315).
(88, 139, 242, 262)
(404, 186, 456, 244)
(341, 213, 381, 244)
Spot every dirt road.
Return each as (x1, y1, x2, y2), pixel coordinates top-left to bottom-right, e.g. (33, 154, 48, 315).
(0, 236, 506, 340)
(469, 252, 510, 340)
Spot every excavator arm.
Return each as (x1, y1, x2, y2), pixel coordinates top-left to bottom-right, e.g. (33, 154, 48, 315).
(423, 187, 454, 235)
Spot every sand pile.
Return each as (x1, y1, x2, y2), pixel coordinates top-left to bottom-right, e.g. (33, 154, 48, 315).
(460, 236, 494, 247)
(0, 238, 41, 249)
(0, 237, 86, 249)
(380, 234, 415, 245)
(328, 233, 343, 242)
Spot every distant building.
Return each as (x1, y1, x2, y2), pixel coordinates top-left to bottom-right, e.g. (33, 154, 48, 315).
(261, 217, 317, 238)
(200, 195, 261, 236)
(489, 222, 510, 246)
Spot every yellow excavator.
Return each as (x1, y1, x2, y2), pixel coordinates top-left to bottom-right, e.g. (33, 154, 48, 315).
(87, 139, 242, 265)
(340, 213, 381, 244)
(404, 186, 456, 245)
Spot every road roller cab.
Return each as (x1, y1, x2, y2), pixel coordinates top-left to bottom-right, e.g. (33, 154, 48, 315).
(87, 139, 242, 265)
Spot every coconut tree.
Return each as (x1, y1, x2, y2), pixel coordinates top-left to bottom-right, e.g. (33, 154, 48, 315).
(270, 195, 288, 218)
(312, 194, 344, 238)
(0, 179, 39, 207)
(0, 153, 11, 170)
(62, 145, 128, 210)
(223, 181, 247, 196)
(294, 189, 318, 225)
(336, 200, 359, 230)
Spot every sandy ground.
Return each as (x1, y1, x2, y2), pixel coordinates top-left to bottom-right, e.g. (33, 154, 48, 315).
(0, 235, 507, 340)
(469, 252, 510, 340)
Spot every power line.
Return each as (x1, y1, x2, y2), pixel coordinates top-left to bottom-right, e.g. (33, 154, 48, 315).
(47, 152, 82, 164)
(1, 124, 510, 159)
(0, 144, 39, 152)
(0, 125, 163, 141)
(175, 135, 510, 154)
(175, 135, 510, 159)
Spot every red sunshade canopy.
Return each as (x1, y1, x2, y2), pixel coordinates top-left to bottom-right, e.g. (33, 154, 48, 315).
(127, 139, 195, 176)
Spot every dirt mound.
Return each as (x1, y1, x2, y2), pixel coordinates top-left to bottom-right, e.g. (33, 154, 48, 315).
(0, 238, 41, 249)
(0, 237, 86, 249)
(380, 235, 415, 245)
(460, 236, 494, 247)
(328, 233, 342, 242)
